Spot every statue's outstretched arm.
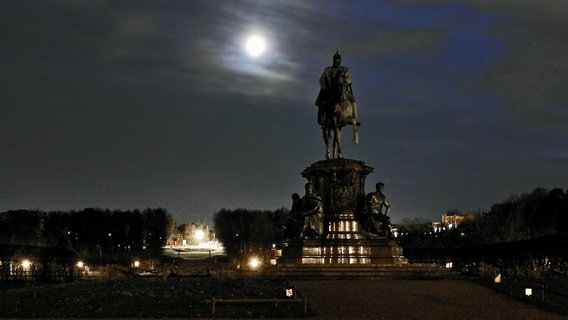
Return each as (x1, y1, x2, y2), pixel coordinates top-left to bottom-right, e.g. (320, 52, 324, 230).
(384, 201, 391, 215)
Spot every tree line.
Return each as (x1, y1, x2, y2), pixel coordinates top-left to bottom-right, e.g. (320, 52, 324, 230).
(213, 208, 288, 260)
(398, 187, 568, 248)
(398, 187, 568, 276)
(476, 187, 567, 243)
(0, 208, 170, 266)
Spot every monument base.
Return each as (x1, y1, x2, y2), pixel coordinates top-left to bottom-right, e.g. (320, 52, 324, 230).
(277, 158, 418, 277)
(280, 209, 407, 265)
(302, 238, 406, 264)
(280, 237, 407, 265)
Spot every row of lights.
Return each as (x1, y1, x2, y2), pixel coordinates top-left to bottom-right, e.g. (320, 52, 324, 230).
(77, 260, 142, 268)
(15, 259, 144, 274)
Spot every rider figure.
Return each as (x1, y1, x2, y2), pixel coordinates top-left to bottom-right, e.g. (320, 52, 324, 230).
(315, 50, 356, 126)
(315, 51, 359, 159)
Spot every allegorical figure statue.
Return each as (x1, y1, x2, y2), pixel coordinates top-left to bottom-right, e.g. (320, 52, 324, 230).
(282, 193, 302, 241)
(365, 182, 393, 238)
(299, 183, 324, 239)
(315, 51, 359, 160)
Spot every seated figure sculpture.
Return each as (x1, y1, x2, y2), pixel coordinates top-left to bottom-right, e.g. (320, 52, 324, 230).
(299, 183, 324, 239)
(282, 193, 303, 241)
(365, 182, 393, 238)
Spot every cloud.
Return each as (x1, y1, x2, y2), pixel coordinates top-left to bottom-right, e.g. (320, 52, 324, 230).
(385, 1, 568, 108)
(440, 1, 568, 133)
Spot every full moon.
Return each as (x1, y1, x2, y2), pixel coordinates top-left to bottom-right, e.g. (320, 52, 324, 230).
(245, 35, 266, 57)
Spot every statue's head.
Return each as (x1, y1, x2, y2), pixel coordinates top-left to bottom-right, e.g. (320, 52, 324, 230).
(376, 182, 385, 191)
(333, 50, 341, 67)
(305, 182, 314, 194)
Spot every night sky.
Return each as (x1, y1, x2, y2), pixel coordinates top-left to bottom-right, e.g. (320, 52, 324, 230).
(1, 1, 567, 225)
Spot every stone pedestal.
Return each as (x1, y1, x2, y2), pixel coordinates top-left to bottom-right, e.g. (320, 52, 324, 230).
(282, 237, 407, 265)
(302, 159, 373, 228)
(280, 159, 407, 265)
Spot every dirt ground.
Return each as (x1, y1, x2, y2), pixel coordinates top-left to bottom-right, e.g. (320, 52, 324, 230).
(293, 279, 568, 320)
(1, 277, 567, 319)
(0, 277, 305, 318)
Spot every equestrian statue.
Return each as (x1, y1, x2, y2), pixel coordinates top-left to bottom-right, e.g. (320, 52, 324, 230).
(315, 50, 359, 159)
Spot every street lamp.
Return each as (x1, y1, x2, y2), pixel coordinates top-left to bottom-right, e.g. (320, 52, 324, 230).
(248, 257, 261, 270)
(76, 261, 88, 278)
(21, 260, 31, 271)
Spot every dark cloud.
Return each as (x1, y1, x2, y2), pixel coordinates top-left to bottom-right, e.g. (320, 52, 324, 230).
(468, 2, 568, 128)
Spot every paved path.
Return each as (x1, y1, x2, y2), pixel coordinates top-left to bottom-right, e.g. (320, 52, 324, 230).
(293, 279, 567, 320)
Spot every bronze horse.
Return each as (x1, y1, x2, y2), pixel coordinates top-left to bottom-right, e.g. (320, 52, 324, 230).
(317, 72, 359, 159)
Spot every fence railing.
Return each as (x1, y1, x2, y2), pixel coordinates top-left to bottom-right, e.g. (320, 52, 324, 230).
(204, 296, 308, 315)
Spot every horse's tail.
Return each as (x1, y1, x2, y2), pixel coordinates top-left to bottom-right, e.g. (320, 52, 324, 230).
(352, 102, 359, 144)
(353, 125, 359, 144)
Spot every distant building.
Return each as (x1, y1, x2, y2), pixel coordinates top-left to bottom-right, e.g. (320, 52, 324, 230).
(0, 226, 76, 283)
(441, 213, 465, 228)
(166, 220, 215, 247)
(431, 221, 443, 233)
(427, 213, 477, 234)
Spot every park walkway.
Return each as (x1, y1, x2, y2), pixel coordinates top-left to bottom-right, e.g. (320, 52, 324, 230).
(293, 279, 567, 319)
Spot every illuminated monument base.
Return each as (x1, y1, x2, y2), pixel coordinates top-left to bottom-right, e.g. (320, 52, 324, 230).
(279, 159, 408, 266)
(281, 218, 407, 265)
(300, 238, 406, 265)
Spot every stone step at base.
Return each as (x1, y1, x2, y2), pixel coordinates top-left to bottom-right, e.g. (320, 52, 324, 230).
(272, 263, 456, 279)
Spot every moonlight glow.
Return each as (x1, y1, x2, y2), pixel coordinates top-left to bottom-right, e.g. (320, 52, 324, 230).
(245, 35, 266, 57)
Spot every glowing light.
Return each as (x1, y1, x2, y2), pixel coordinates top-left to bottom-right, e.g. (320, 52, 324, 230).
(248, 257, 261, 270)
(133, 260, 140, 268)
(245, 35, 266, 57)
(494, 273, 502, 283)
(77, 261, 84, 268)
(21, 260, 31, 271)
(194, 230, 205, 241)
(285, 288, 294, 297)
